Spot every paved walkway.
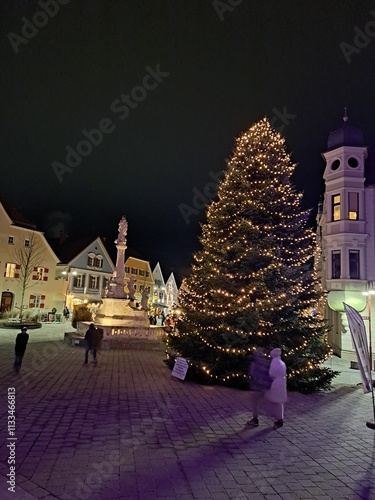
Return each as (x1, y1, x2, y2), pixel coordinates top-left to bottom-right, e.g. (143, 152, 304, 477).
(0, 324, 375, 500)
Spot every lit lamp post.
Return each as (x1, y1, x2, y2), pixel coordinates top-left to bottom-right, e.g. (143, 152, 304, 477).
(62, 267, 77, 310)
(362, 281, 375, 429)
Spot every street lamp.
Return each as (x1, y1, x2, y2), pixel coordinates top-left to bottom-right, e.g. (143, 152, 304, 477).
(62, 266, 77, 309)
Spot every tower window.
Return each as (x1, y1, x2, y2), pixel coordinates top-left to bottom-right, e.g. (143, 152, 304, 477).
(348, 192, 359, 220)
(348, 157, 359, 168)
(349, 250, 360, 279)
(331, 159, 341, 171)
(332, 194, 341, 221)
(332, 251, 341, 279)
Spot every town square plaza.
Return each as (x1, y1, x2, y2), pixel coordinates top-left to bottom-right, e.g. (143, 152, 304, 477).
(0, 323, 374, 500)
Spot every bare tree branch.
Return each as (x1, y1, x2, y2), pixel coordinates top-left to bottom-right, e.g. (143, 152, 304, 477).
(11, 231, 46, 321)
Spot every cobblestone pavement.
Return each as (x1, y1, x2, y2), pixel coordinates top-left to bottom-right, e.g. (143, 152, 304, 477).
(0, 323, 375, 500)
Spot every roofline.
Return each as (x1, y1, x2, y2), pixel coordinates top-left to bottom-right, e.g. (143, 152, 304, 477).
(125, 256, 151, 264)
(64, 237, 115, 271)
(0, 200, 37, 229)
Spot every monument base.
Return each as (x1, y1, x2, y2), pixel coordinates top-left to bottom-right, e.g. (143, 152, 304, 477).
(66, 328, 165, 350)
(76, 297, 166, 350)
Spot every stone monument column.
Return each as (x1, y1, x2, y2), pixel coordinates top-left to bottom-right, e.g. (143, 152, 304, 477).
(109, 216, 128, 299)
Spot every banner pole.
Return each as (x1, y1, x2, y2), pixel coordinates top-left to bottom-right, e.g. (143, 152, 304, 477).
(366, 294, 375, 429)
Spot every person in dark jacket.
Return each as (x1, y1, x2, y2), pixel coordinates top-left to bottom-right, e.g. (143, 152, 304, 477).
(14, 326, 29, 372)
(84, 323, 97, 364)
(246, 347, 272, 427)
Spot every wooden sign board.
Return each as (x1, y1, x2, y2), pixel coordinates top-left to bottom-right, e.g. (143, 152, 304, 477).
(171, 357, 189, 380)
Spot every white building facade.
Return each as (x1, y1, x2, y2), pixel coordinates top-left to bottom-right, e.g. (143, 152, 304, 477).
(317, 114, 375, 364)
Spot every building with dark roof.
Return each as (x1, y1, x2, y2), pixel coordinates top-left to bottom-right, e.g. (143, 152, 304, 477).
(317, 111, 375, 364)
(0, 199, 63, 317)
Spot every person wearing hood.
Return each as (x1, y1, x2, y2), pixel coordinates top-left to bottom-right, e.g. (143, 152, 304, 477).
(267, 347, 287, 429)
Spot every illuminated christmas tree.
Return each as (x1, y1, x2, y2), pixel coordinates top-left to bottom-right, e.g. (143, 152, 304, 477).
(168, 118, 337, 393)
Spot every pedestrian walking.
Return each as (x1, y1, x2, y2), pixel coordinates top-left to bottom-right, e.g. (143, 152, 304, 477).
(84, 323, 97, 364)
(246, 347, 272, 427)
(13, 326, 29, 373)
(267, 347, 287, 429)
(63, 306, 70, 320)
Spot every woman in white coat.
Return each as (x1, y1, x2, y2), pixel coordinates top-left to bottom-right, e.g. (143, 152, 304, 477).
(267, 348, 287, 429)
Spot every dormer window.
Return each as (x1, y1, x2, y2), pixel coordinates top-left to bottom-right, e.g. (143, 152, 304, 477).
(87, 253, 95, 267)
(94, 255, 103, 269)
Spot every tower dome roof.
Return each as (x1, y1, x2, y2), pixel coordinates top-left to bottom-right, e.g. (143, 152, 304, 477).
(327, 110, 364, 150)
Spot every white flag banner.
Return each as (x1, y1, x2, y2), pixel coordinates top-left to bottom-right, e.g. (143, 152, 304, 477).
(344, 302, 372, 394)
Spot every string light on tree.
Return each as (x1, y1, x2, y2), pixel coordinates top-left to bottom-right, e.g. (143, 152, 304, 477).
(167, 118, 337, 393)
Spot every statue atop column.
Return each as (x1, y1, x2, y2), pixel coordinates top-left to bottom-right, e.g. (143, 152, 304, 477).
(106, 216, 128, 299)
(117, 216, 128, 245)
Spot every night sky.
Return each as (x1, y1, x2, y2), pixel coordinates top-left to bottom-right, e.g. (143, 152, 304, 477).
(2, 0, 375, 283)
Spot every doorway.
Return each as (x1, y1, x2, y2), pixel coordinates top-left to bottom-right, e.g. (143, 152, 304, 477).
(1, 291, 14, 313)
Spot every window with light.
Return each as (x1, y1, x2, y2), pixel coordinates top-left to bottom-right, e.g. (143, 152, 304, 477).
(348, 192, 359, 220)
(332, 194, 341, 221)
(5, 263, 16, 278)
